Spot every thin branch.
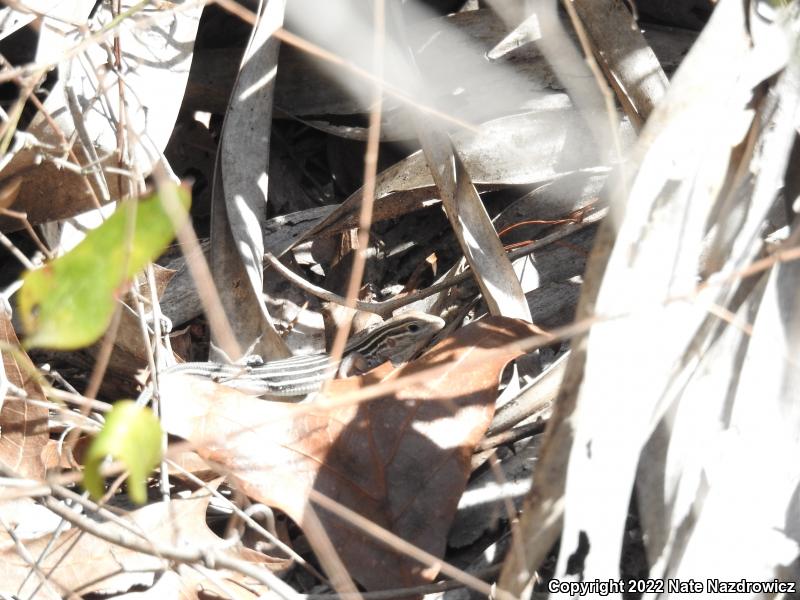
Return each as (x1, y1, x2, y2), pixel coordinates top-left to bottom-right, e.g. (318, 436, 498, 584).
(327, 0, 387, 368)
(0, 230, 35, 269)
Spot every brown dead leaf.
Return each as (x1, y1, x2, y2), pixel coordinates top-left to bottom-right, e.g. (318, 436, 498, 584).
(0, 482, 276, 599)
(160, 316, 538, 592)
(134, 263, 177, 301)
(166, 450, 215, 480)
(0, 176, 22, 211)
(0, 161, 110, 233)
(0, 313, 48, 479)
(41, 437, 87, 472)
(0, 3, 202, 233)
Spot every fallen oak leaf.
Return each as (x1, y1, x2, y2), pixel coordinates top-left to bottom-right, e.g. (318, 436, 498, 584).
(160, 316, 538, 592)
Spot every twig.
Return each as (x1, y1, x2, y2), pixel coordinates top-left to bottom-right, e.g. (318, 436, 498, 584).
(64, 80, 111, 203)
(0, 0, 153, 87)
(44, 387, 112, 414)
(0, 68, 41, 156)
(306, 5, 388, 597)
(264, 252, 382, 313)
(151, 162, 243, 361)
(0, 514, 64, 599)
(82, 304, 123, 401)
(326, 0, 386, 370)
(24, 498, 85, 600)
(0, 230, 35, 269)
(0, 208, 54, 260)
(0, 53, 103, 213)
(561, 0, 627, 181)
(477, 420, 546, 452)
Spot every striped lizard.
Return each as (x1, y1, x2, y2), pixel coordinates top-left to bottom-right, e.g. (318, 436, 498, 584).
(139, 311, 444, 400)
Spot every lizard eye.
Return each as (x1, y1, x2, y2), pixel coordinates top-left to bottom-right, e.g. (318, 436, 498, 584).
(407, 323, 421, 333)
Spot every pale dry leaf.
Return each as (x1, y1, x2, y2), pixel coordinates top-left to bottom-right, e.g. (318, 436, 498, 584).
(500, 0, 786, 593)
(571, 0, 668, 127)
(111, 570, 196, 600)
(636, 12, 800, 588)
(638, 262, 800, 587)
(0, 0, 88, 42)
(210, 0, 291, 362)
(245, 8, 692, 138)
(278, 7, 565, 130)
(0, 313, 47, 479)
(486, 0, 614, 163)
(413, 115, 532, 322)
(0, 497, 62, 541)
(547, 0, 793, 593)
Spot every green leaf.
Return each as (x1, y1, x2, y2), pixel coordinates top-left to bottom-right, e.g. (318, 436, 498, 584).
(19, 184, 190, 349)
(83, 401, 163, 504)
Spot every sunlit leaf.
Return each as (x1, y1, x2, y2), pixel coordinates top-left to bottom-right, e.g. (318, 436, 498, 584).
(18, 185, 190, 350)
(83, 401, 163, 505)
(160, 317, 540, 591)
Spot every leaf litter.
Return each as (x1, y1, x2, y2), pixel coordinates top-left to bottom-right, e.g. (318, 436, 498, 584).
(2, 1, 795, 599)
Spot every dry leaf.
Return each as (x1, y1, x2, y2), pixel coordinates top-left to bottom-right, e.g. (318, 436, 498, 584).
(500, 0, 798, 593)
(160, 316, 538, 591)
(0, 175, 22, 210)
(209, 0, 290, 363)
(0, 313, 48, 479)
(0, 0, 202, 231)
(571, 0, 667, 127)
(41, 437, 87, 472)
(111, 570, 197, 600)
(82, 263, 178, 395)
(414, 115, 532, 322)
